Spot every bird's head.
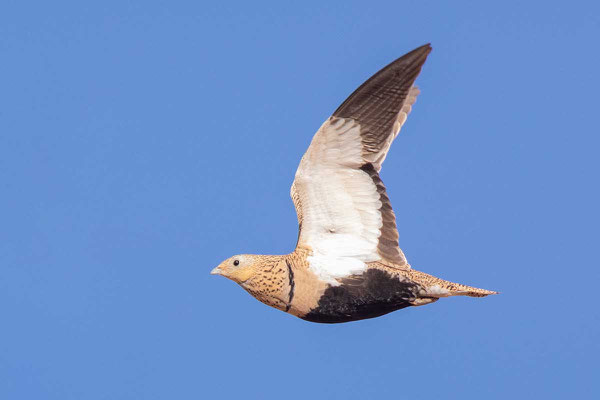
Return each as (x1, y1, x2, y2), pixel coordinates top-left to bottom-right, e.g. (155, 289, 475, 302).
(211, 254, 260, 284)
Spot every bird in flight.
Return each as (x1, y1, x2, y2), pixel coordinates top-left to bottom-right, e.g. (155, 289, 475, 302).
(211, 44, 497, 323)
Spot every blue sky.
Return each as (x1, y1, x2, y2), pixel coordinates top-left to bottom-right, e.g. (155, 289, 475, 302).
(1, 1, 599, 399)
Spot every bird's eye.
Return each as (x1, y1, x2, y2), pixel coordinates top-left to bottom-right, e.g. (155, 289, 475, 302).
(233, 260, 240, 266)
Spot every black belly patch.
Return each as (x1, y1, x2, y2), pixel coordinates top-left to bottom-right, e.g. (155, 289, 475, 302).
(303, 269, 420, 323)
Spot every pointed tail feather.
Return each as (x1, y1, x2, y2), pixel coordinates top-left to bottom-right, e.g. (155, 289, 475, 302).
(406, 269, 498, 298)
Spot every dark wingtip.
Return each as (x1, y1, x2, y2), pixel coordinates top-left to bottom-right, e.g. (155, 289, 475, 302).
(417, 43, 432, 51)
(400, 43, 432, 64)
(405, 43, 432, 56)
(332, 43, 433, 119)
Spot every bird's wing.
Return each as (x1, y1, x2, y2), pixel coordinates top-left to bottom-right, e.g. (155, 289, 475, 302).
(290, 44, 431, 284)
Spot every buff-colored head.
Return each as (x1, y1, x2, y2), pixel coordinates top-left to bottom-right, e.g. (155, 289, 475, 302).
(211, 254, 261, 284)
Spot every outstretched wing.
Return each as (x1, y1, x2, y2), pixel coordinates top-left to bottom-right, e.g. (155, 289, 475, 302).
(291, 44, 431, 284)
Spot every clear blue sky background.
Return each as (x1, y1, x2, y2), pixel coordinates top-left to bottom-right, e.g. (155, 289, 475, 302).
(1, 1, 599, 399)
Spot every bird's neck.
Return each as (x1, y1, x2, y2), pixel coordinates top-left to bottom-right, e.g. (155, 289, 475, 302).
(240, 255, 293, 312)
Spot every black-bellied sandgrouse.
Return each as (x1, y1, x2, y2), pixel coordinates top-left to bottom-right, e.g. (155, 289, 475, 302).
(211, 44, 497, 323)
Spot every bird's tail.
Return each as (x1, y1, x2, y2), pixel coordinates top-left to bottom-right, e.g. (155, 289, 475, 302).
(405, 269, 498, 298)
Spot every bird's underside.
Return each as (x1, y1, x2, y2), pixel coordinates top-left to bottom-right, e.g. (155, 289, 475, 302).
(212, 43, 497, 323)
(299, 259, 496, 323)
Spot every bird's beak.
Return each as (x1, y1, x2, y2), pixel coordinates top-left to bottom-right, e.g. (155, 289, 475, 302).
(210, 267, 222, 275)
